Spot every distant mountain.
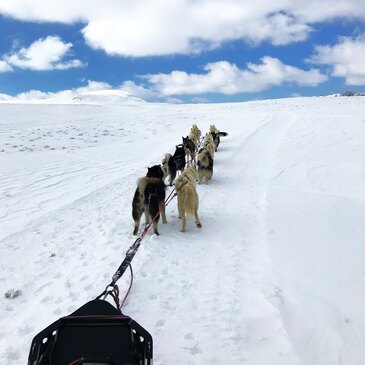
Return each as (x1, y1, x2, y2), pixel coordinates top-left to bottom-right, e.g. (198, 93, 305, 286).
(71, 89, 146, 105)
(327, 91, 365, 97)
(0, 89, 146, 105)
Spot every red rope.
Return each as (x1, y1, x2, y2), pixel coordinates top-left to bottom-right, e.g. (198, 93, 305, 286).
(68, 359, 83, 365)
(120, 264, 133, 309)
(119, 186, 177, 309)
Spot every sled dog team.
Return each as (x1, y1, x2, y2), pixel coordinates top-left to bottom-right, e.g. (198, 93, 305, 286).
(132, 124, 228, 234)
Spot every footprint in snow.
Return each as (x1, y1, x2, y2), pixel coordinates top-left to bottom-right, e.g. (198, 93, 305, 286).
(156, 319, 165, 327)
(6, 347, 20, 360)
(17, 325, 34, 336)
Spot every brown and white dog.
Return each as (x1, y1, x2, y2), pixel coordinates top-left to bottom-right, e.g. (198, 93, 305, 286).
(175, 165, 202, 232)
(197, 148, 213, 184)
(203, 132, 215, 158)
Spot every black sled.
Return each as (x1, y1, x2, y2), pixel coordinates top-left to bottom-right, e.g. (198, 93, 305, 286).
(28, 299, 152, 365)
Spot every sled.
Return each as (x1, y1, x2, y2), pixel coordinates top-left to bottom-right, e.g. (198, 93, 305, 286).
(28, 299, 152, 365)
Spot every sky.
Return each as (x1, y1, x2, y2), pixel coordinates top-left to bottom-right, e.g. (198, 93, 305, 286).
(1, 0, 365, 103)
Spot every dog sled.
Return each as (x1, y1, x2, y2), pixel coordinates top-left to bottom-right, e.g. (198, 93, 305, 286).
(28, 297, 152, 365)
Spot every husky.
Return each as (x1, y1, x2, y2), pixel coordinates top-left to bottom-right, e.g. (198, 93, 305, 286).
(210, 131, 228, 152)
(146, 164, 164, 179)
(182, 136, 196, 165)
(189, 124, 201, 147)
(175, 165, 202, 232)
(197, 149, 213, 183)
(173, 144, 186, 171)
(192, 124, 201, 138)
(132, 174, 167, 236)
(209, 125, 228, 152)
(162, 153, 177, 186)
(203, 133, 215, 158)
(161, 145, 185, 186)
(209, 124, 219, 134)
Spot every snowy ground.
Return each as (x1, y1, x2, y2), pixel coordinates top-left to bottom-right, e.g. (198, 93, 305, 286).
(1, 95, 365, 364)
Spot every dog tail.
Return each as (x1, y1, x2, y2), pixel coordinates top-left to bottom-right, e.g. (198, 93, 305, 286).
(146, 185, 160, 220)
(162, 153, 172, 164)
(197, 151, 208, 167)
(217, 131, 228, 137)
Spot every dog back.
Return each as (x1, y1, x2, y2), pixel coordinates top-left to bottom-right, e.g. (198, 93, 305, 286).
(197, 149, 213, 169)
(173, 145, 186, 171)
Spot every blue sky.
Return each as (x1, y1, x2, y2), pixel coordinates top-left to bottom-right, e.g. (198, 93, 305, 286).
(1, 1, 365, 103)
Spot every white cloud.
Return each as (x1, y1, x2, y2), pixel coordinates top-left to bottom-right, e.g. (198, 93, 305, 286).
(165, 97, 184, 104)
(0, 60, 12, 72)
(143, 57, 327, 96)
(0, 1, 89, 23)
(119, 81, 156, 100)
(192, 97, 209, 103)
(3, 36, 84, 71)
(0, 80, 111, 101)
(14, 89, 50, 100)
(0, 80, 159, 102)
(309, 35, 365, 85)
(0, 58, 327, 100)
(1, 1, 365, 57)
(0, 92, 12, 100)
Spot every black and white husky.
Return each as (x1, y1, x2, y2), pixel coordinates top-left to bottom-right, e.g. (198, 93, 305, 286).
(209, 124, 228, 152)
(146, 164, 164, 179)
(161, 145, 186, 186)
(132, 166, 167, 235)
(210, 131, 228, 152)
(182, 136, 196, 164)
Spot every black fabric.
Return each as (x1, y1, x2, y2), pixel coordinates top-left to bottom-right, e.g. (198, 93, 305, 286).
(70, 299, 121, 316)
(51, 324, 133, 365)
(28, 300, 152, 365)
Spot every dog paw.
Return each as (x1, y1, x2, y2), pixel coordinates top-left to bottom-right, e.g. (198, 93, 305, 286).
(196, 223, 202, 229)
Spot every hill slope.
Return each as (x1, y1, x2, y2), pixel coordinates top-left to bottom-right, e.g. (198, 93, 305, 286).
(0, 97, 365, 364)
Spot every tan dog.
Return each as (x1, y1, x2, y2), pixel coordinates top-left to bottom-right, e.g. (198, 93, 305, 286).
(209, 124, 219, 134)
(175, 165, 202, 232)
(204, 132, 215, 158)
(188, 124, 201, 147)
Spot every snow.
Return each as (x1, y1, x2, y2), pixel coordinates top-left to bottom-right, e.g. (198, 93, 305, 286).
(1, 95, 365, 364)
(71, 89, 146, 105)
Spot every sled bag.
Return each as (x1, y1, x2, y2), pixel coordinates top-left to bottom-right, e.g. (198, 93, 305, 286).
(27, 299, 152, 365)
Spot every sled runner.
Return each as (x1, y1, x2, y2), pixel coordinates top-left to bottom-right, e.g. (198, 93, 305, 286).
(28, 298, 152, 365)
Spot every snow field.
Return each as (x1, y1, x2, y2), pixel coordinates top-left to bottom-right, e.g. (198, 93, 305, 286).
(0, 96, 365, 364)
